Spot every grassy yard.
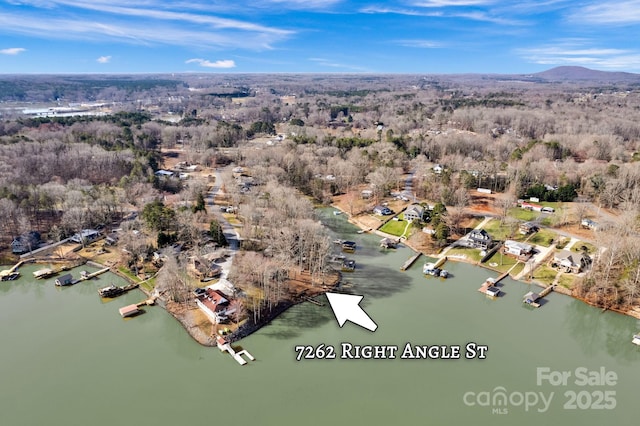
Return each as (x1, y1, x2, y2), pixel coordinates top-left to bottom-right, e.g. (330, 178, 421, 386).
(526, 228, 557, 247)
(571, 241, 597, 254)
(379, 213, 410, 237)
(482, 219, 519, 241)
(484, 251, 522, 273)
(447, 247, 483, 262)
(532, 265, 558, 286)
(508, 207, 539, 222)
(557, 274, 576, 289)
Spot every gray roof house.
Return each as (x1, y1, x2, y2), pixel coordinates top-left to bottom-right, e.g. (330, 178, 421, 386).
(11, 231, 41, 254)
(404, 204, 425, 222)
(553, 250, 590, 273)
(504, 240, 534, 258)
(468, 229, 492, 250)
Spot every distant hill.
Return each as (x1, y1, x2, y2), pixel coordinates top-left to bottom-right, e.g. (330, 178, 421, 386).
(532, 66, 640, 83)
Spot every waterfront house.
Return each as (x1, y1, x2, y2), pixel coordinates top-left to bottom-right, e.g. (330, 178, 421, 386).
(468, 229, 492, 250)
(503, 240, 534, 259)
(404, 204, 425, 222)
(552, 250, 590, 273)
(11, 231, 41, 254)
(373, 205, 393, 216)
(196, 288, 233, 324)
(70, 229, 100, 244)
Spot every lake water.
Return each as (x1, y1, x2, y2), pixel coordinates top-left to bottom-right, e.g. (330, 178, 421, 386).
(1, 213, 639, 425)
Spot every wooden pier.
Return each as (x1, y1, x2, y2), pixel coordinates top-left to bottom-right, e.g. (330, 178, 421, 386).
(478, 272, 509, 297)
(523, 284, 555, 308)
(400, 252, 422, 271)
(217, 336, 255, 366)
(539, 283, 555, 298)
(70, 267, 110, 285)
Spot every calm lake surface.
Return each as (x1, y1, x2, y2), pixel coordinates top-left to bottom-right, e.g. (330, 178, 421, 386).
(1, 212, 639, 426)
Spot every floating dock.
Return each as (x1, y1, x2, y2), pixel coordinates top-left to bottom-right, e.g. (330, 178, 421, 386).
(98, 282, 139, 298)
(1, 260, 27, 277)
(401, 252, 422, 271)
(523, 291, 541, 308)
(0, 271, 20, 281)
(217, 336, 255, 366)
(119, 304, 140, 318)
(33, 268, 56, 279)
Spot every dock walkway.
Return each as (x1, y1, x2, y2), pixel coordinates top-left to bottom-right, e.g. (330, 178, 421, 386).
(400, 252, 421, 271)
(217, 337, 255, 366)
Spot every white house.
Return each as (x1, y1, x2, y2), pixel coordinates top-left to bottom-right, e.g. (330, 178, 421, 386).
(404, 204, 425, 222)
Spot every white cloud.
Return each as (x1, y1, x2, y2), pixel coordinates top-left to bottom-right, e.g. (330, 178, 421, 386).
(516, 41, 640, 71)
(395, 39, 444, 48)
(186, 58, 236, 68)
(0, 1, 292, 50)
(0, 47, 26, 55)
(570, 1, 640, 24)
(97, 55, 111, 63)
(411, 0, 495, 7)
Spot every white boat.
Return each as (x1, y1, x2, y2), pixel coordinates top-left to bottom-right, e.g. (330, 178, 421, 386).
(632, 334, 640, 346)
(423, 263, 440, 275)
(333, 210, 342, 215)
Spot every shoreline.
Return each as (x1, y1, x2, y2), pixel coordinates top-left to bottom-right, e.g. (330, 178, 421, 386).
(330, 203, 640, 321)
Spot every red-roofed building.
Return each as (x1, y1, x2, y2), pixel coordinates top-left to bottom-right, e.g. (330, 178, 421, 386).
(196, 288, 233, 324)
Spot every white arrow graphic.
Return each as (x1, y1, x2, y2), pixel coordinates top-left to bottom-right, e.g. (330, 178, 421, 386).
(326, 292, 378, 332)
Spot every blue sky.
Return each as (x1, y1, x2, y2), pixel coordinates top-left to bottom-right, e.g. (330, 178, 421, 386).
(1, 0, 639, 74)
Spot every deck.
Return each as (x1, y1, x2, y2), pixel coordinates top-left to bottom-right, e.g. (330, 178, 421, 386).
(217, 337, 255, 366)
(400, 252, 421, 271)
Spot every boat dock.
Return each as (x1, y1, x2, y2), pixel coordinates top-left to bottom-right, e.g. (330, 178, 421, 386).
(70, 267, 110, 284)
(98, 282, 139, 298)
(119, 304, 140, 318)
(524, 284, 556, 308)
(401, 252, 422, 271)
(478, 272, 509, 297)
(217, 336, 255, 366)
(33, 268, 56, 279)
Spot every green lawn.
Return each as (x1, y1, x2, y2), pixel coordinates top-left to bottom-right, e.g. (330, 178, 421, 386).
(526, 228, 557, 247)
(532, 265, 558, 285)
(484, 251, 522, 273)
(379, 213, 410, 237)
(447, 247, 483, 262)
(557, 274, 576, 289)
(482, 219, 519, 241)
(508, 207, 539, 222)
(571, 241, 597, 254)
